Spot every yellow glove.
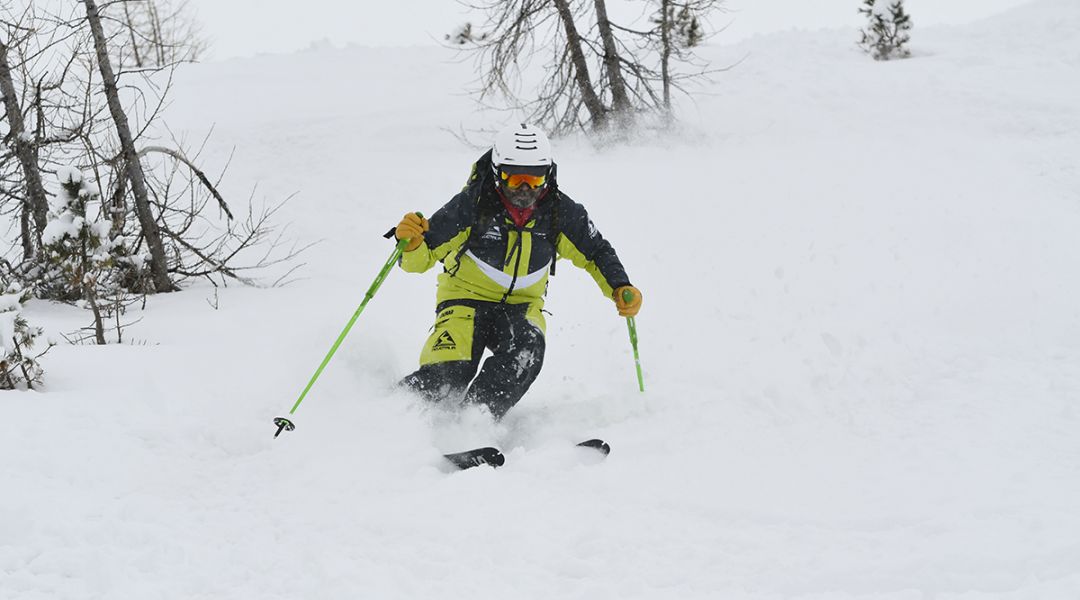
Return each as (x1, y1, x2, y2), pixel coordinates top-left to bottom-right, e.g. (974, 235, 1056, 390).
(613, 285, 642, 317)
(395, 212, 429, 252)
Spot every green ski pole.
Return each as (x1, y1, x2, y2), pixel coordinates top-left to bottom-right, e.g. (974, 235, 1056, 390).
(273, 213, 422, 438)
(623, 289, 644, 392)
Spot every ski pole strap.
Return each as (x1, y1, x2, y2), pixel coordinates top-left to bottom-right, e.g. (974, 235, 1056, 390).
(286, 215, 421, 416)
(622, 289, 644, 392)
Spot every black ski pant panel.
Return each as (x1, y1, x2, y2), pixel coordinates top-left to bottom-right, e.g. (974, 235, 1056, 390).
(400, 301, 545, 419)
(399, 358, 482, 404)
(463, 305, 545, 419)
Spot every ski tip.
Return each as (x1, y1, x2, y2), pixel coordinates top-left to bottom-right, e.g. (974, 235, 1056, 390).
(576, 439, 611, 456)
(486, 450, 507, 468)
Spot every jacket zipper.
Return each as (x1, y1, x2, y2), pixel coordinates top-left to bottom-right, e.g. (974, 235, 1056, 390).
(500, 224, 525, 303)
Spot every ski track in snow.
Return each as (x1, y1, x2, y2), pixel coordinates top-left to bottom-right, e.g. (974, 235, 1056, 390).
(5, 2, 1080, 598)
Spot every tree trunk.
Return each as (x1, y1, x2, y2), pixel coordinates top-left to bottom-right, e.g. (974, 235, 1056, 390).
(660, 0, 673, 113)
(148, 2, 165, 66)
(592, 0, 632, 119)
(19, 205, 32, 259)
(12, 336, 35, 390)
(122, 0, 144, 68)
(0, 38, 50, 255)
(552, 0, 608, 130)
(83, 0, 175, 293)
(87, 291, 107, 345)
(79, 232, 108, 345)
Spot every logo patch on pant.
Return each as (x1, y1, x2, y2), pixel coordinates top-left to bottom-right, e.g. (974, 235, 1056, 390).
(432, 331, 457, 351)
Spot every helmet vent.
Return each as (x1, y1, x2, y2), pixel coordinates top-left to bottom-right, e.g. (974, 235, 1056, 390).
(514, 133, 538, 150)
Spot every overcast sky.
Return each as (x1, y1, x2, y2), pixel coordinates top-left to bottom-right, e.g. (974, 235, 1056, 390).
(187, 0, 1034, 61)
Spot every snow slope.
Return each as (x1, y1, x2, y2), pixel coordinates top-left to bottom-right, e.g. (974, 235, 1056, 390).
(5, 1, 1080, 598)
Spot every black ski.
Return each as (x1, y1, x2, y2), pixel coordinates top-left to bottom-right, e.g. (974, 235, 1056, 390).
(443, 440, 607, 471)
(577, 438, 611, 456)
(444, 446, 505, 470)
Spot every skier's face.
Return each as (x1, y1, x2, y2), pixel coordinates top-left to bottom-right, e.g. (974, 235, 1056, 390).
(497, 166, 549, 209)
(501, 182, 544, 208)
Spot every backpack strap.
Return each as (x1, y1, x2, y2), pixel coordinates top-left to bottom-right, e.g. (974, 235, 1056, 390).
(549, 193, 559, 276)
(546, 163, 561, 277)
(448, 151, 500, 277)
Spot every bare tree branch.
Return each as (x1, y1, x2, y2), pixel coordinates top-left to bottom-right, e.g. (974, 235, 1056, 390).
(137, 145, 233, 220)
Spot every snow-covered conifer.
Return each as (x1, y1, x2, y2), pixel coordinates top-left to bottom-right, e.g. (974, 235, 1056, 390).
(0, 279, 50, 390)
(858, 0, 912, 61)
(39, 167, 142, 344)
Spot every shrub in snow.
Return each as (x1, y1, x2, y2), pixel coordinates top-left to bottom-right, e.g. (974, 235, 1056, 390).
(446, 22, 486, 45)
(858, 0, 912, 61)
(38, 167, 144, 344)
(0, 280, 50, 390)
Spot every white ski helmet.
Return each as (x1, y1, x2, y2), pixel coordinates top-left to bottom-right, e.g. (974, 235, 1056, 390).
(491, 123, 552, 170)
(490, 123, 553, 209)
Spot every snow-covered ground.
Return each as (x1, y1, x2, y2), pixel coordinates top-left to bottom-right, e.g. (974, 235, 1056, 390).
(5, 1, 1080, 598)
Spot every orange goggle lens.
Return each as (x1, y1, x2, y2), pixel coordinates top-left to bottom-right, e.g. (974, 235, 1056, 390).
(501, 171, 546, 189)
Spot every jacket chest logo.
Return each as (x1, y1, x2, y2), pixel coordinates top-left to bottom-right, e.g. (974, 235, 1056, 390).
(481, 226, 502, 241)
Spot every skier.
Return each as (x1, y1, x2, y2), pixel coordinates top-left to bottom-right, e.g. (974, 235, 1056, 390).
(392, 123, 641, 420)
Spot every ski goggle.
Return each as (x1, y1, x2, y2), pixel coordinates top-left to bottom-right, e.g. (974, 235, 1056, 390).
(500, 169, 547, 190)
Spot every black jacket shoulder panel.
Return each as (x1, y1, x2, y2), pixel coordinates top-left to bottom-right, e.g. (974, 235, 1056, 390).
(426, 187, 477, 250)
(553, 191, 631, 289)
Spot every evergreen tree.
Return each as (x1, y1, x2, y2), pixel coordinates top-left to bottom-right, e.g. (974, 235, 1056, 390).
(858, 0, 912, 61)
(39, 167, 141, 344)
(674, 5, 705, 48)
(0, 279, 50, 390)
(651, 4, 707, 49)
